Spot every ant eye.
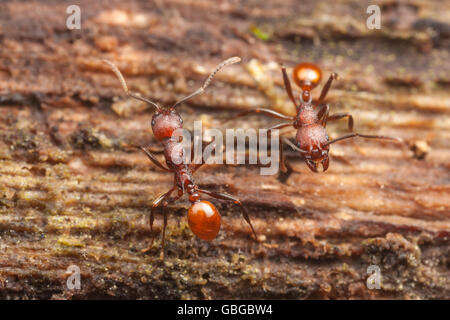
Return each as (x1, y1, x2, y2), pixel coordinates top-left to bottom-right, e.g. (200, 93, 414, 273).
(187, 200, 221, 241)
(151, 119, 156, 126)
(293, 63, 322, 91)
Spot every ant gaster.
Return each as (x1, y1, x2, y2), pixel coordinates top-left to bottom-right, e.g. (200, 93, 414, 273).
(103, 58, 257, 257)
(238, 62, 402, 173)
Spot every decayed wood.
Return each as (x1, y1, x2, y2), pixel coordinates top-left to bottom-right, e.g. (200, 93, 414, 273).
(0, 0, 449, 299)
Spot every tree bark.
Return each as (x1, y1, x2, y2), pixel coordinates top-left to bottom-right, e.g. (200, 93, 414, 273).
(0, 0, 449, 299)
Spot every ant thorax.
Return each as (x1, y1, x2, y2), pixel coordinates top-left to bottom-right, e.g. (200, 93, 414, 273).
(295, 103, 318, 128)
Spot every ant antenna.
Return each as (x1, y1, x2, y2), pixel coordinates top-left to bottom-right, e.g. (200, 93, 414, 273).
(171, 57, 241, 109)
(103, 59, 161, 111)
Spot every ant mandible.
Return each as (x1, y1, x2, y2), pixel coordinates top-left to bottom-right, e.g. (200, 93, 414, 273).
(103, 57, 257, 257)
(238, 62, 402, 173)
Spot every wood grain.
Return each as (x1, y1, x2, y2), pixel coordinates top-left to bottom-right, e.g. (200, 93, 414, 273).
(0, 0, 449, 299)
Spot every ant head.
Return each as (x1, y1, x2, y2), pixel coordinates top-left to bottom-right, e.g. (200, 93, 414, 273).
(305, 151, 329, 172)
(151, 108, 183, 141)
(187, 200, 221, 241)
(293, 62, 322, 92)
(296, 125, 330, 172)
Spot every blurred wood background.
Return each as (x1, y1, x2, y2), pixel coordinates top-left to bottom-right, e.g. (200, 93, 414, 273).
(0, 0, 449, 299)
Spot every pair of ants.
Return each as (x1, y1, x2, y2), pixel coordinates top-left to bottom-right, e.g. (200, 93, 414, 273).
(104, 58, 401, 257)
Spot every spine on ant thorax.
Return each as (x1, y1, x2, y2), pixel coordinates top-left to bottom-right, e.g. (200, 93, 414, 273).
(162, 138, 194, 189)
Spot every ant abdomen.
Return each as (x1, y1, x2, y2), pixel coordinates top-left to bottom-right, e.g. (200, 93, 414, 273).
(293, 62, 322, 91)
(187, 200, 221, 241)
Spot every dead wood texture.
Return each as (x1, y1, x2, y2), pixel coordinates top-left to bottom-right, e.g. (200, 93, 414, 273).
(0, 0, 449, 299)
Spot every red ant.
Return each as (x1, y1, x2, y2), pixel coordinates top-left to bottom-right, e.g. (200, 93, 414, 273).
(103, 57, 257, 257)
(238, 62, 402, 173)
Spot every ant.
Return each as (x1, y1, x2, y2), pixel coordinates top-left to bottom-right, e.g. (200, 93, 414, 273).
(237, 62, 402, 173)
(103, 57, 257, 258)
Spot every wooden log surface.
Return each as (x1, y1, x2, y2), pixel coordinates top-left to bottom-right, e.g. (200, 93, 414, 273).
(0, 0, 449, 299)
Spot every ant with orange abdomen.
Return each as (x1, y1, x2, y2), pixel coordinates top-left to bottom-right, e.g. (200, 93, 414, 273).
(103, 57, 257, 258)
(236, 62, 402, 174)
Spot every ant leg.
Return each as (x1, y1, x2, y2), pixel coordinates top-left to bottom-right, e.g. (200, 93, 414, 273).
(197, 188, 257, 240)
(305, 159, 319, 172)
(275, 137, 309, 181)
(316, 104, 330, 126)
(142, 186, 176, 254)
(235, 108, 294, 121)
(279, 136, 287, 173)
(327, 113, 354, 131)
(123, 143, 163, 154)
(191, 163, 205, 174)
(171, 57, 241, 109)
(316, 73, 338, 107)
(160, 192, 183, 260)
(138, 146, 172, 172)
(143, 146, 165, 154)
(281, 65, 298, 108)
(324, 133, 402, 147)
